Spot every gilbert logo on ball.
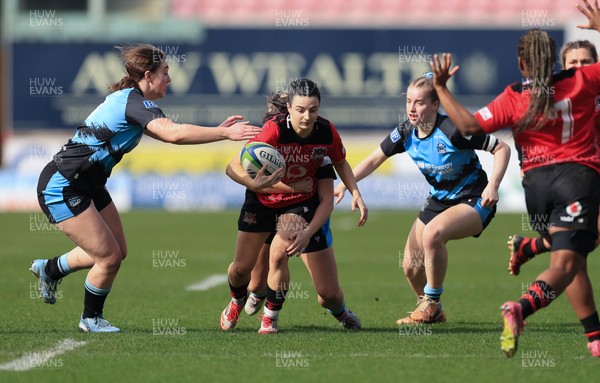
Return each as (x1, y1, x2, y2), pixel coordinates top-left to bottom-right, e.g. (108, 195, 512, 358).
(241, 142, 286, 178)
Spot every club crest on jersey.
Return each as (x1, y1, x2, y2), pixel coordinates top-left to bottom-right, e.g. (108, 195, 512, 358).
(436, 142, 447, 154)
(311, 147, 327, 159)
(566, 201, 582, 217)
(390, 128, 401, 143)
(595, 96, 600, 111)
(143, 100, 158, 109)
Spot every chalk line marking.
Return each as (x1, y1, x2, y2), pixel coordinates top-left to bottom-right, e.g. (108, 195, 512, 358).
(0, 338, 87, 371)
(186, 274, 228, 291)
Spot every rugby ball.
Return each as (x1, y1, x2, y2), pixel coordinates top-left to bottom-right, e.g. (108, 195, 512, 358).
(240, 142, 286, 178)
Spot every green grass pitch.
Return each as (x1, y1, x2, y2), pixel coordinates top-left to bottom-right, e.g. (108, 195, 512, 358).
(0, 211, 598, 382)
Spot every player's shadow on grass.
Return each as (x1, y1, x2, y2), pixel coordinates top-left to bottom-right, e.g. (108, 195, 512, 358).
(119, 321, 583, 336)
(285, 324, 394, 333)
(414, 321, 582, 335)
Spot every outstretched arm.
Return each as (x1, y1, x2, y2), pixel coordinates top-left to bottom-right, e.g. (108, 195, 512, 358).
(145, 115, 261, 144)
(429, 53, 484, 136)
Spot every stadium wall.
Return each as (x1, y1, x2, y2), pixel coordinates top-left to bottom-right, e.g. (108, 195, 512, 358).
(3, 27, 559, 213)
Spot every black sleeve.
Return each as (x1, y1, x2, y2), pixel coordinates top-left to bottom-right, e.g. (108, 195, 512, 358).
(380, 125, 409, 157)
(125, 89, 166, 128)
(444, 118, 499, 152)
(315, 157, 337, 180)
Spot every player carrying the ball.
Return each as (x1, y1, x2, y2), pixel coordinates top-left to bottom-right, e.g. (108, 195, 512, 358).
(241, 92, 328, 316)
(220, 78, 368, 334)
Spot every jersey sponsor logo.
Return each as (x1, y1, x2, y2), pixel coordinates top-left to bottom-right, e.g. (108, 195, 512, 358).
(143, 100, 158, 109)
(67, 196, 82, 207)
(559, 215, 585, 224)
(566, 201, 582, 217)
(436, 142, 447, 154)
(390, 128, 401, 143)
(415, 160, 453, 174)
(476, 106, 493, 121)
(286, 164, 308, 178)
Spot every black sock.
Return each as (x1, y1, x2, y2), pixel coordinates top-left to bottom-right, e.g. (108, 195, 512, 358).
(228, 280, 248, 300)
(265, 285, 287, 311)
(519, 299, 534, 319)
(522, 237, 549, 259)
(581, 312, 600, 342)
(82, 289, 109, 319)
(45, 257, 67, 280)
(519, 280, 555, 319)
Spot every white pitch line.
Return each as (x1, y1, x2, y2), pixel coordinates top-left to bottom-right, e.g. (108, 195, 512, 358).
(186, 274, 228, 291)
(0, 338, 87, 371)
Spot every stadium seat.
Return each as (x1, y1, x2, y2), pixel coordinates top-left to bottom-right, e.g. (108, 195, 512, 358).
(170, 0, 577, 27)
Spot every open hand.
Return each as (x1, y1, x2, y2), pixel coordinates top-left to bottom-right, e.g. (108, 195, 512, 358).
(577, 0, 600, 31)
(224, 121, 261, 141)
(429, 53, 460, 89)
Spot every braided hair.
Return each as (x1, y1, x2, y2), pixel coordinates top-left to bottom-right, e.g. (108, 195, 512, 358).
(515, 29, 557, 133)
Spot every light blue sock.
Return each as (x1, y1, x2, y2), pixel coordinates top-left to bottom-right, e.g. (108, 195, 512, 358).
(424, 284, 443, 301)
(84, 279, 111, 296)
(57, 254, 73, 276)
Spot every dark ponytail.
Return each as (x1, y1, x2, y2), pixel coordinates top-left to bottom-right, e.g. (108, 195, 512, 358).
(109, 75, 139, 93)
(515, 29, 557, 133)
(109, 44, 165, 93)
(263, 92, 288, 122)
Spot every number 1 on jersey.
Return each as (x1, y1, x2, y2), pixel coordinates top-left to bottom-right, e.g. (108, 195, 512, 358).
(554, 98, 573, 144)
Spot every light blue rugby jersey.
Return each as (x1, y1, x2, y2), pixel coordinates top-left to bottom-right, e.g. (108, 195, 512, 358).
(380, 114, 498, 201)
(54, 88, 165, 188)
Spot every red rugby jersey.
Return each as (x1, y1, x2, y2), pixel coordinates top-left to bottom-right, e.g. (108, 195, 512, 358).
(474, 64, 600, 174)
(248, 113, 346, 208)
(595, 95, 600, 143)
